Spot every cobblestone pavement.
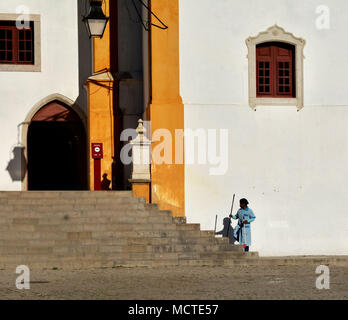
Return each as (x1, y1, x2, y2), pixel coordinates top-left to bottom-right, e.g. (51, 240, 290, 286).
(0, 265, 347, 300)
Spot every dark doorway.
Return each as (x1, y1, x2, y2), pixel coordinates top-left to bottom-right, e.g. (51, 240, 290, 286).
(27, 102, 87, 190)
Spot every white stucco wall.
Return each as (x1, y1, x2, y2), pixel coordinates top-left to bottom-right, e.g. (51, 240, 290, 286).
(0, 0, 80, 190)
(181, 0, 348, 256)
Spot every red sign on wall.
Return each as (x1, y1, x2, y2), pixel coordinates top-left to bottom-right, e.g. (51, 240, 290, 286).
(91, 143, 103, 159)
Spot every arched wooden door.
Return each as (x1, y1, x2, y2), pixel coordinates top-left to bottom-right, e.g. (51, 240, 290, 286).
(27, 101, 87, 190)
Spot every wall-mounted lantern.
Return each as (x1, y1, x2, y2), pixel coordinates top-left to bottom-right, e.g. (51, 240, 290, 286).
(83, 0, 109, 39)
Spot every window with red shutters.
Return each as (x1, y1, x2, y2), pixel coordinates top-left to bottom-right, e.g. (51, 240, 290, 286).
(0, 21, 34, 65)
(256, 42, 295, 98)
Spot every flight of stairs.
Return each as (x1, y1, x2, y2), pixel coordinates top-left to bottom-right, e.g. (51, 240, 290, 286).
(0, 191, 259, 269)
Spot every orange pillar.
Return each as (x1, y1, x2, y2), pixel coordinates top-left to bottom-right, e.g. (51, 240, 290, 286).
(132, 183, 151, 203)
(85, 0, 116, 190)
(147, 0, 185, 217)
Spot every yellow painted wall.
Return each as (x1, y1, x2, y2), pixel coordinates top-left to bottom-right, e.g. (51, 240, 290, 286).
(148, 0, 185, 217)
(86, 0, 114, 190)
(87, 0, 185, 213)
(132, 183, 151, 203)
(87, 80, 114, 190)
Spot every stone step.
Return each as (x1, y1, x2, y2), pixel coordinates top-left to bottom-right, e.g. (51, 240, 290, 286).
(6, 223, 177, 233)
(178, 259, 224, 267)
(149, 243, 244, 254)
(1, 197, 142, 206)
(0, 238, 231, 252)
(1, 215, 174, 225)
(0, 203, 146, 212)
(0, 191, 133, 198)
(0, 246, 253, 268)
(0, 235, 231, 248)
(0, 191, 260, 269)
(0, 231, 86, 241)
(0, 258, 182, 269)
(60, 235, 230, 246)
(0, 228, 217, 241)
(178, 252, 258, 265)
(0, 256, 259, 269)
(5, 254, 339, 270)
(92, 230, 216, 239)
(0, 209, 173, 220)
(0, 251, 256, 267)
(179, 250, 255, 260)
(175, 224, 201, 231)
(0, 217, 176, 229)
(52, 245, 242, 256)
(175, 236, 229, 245)
(0, 232, 228, 246)
(0, 251, 180, 261)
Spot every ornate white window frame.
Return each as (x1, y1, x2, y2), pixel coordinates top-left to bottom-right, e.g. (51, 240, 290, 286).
(0, 13, 41, 72)
(246, 25, 305, 110)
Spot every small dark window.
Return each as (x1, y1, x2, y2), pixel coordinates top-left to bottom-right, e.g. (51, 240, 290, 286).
(0, 21, 34, 65)
(256, 42, 295, 98)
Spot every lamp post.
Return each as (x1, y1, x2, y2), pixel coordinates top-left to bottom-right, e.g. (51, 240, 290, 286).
(83, 0, 109, 38)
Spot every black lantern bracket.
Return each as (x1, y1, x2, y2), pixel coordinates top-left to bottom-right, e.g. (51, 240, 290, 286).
(130, 0, 168, 31)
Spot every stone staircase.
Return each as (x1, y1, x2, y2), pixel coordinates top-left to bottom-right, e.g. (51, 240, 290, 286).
(0, 191, 259, 269)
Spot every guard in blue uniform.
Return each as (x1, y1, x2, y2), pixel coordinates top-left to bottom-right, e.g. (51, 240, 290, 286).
(230, 198, 256, 252)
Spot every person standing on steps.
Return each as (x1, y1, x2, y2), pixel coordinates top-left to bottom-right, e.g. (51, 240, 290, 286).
(230, 198, 256, 252)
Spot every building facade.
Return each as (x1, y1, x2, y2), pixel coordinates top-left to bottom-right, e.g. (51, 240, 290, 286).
(0, 0, 90, 191)
(181, 0, 348, 256)
(1, 0, 348, 257)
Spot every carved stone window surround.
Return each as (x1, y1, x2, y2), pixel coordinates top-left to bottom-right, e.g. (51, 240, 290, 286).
(246, 25, 305, 110)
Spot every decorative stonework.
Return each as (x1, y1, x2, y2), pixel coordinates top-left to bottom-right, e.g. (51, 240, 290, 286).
(0, 14, 41, 72)
(129, 119, 151, 182)
(246, 25, 305, 110)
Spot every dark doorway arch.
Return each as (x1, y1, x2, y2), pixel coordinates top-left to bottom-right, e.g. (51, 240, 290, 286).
(27, 101, 87, 190)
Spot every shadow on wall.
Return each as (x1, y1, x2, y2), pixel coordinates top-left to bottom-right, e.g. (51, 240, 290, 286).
(215, 217, 236, 245)
(6, 146, 27, 182)
(101, 173, 111, 190)
(76, 0, 93, 115)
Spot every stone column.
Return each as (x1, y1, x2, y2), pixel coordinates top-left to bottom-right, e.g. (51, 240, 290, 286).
(129, 119, 151, 203)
